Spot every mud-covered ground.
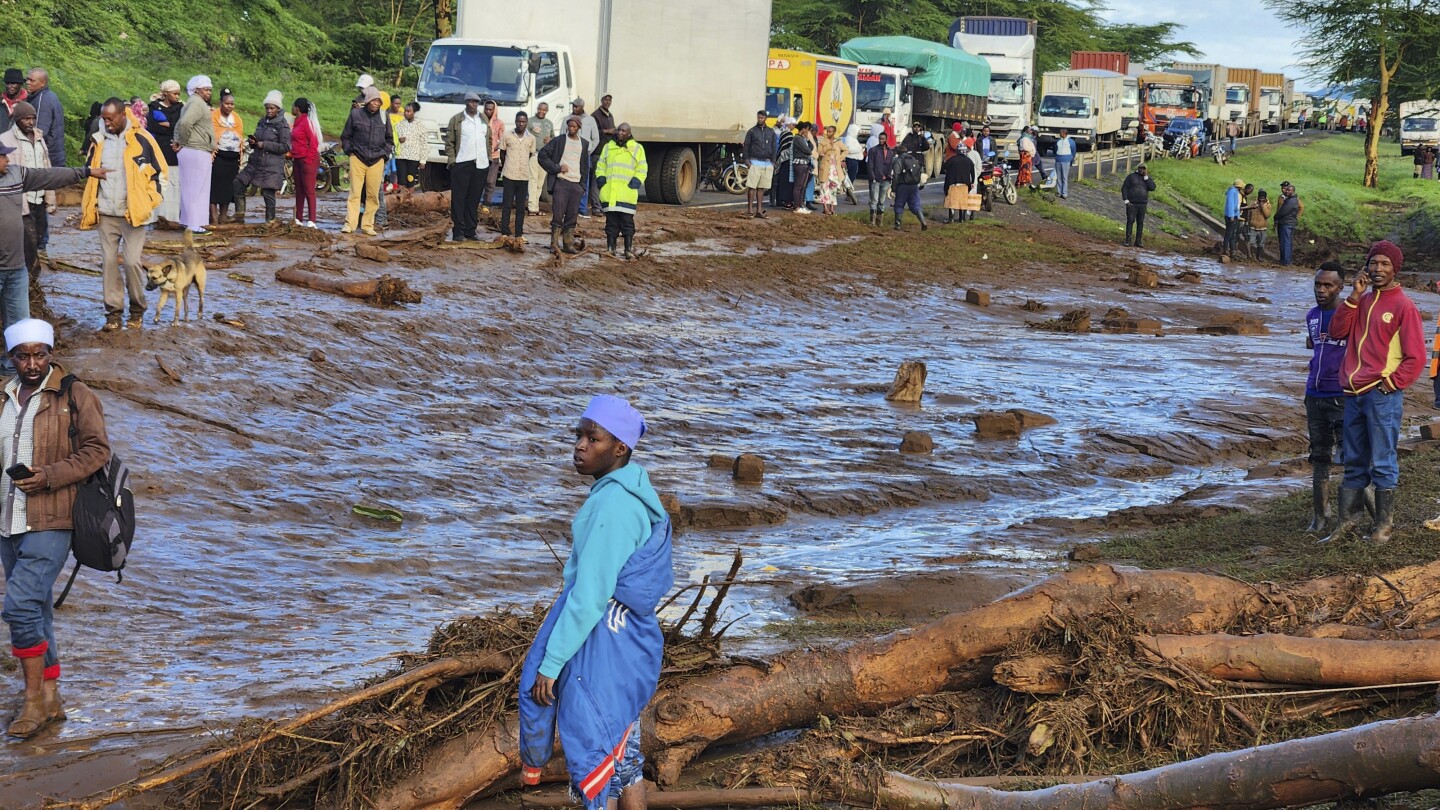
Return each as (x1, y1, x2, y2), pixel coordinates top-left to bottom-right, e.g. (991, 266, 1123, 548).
(3, 192, 1439, 804)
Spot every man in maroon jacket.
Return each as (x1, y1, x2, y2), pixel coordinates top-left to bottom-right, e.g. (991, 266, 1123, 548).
(1321, 240, 1426, 545)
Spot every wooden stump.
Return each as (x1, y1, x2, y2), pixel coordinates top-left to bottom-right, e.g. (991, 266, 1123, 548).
(885, 360, 927, 403)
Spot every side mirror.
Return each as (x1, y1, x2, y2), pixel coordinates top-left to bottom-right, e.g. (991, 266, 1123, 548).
(403, 44, 413, 67)
(529, 52, 543, 73)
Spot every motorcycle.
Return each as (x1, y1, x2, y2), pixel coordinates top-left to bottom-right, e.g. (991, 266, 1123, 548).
(1209, 140, 1230, 165)
(981, 151, 1018, 209)
(1169, 132, 1196, 160)
(316, 143, 350, 193)
(701, 144, 748, 195)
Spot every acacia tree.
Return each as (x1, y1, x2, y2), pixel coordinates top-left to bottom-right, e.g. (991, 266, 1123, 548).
(1267, 0, 1440, 187)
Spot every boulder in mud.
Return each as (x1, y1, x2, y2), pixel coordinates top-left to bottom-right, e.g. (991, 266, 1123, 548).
(1197, 313, 1269, 336)
(733, 453, 765, 484)
(1422, 423, 1440, 441)
(1128, 267, 1159, 288)
(884, 360, 927, 403)
(1104, 318, 1163, 336)
(1008, 409, 1057, 430)
(965, 289, 991, 307)
(1021, 299, 1048, 312)
(707, 453, 733, 469)
(1177, 270, 1203, 283)
(355, 243, 393, 263)
(973, 412, 1022, 439)
(899, 430, 934, 454)
(1068, 544, 1103, 561)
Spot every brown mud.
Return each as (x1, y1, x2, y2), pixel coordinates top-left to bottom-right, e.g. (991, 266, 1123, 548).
(4, 190, 1439, 806)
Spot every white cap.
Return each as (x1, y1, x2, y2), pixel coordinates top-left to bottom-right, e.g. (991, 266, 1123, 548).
(5, 319, 53, 352)
(356, 73, 375, 89)
(263, 90, 283, 108)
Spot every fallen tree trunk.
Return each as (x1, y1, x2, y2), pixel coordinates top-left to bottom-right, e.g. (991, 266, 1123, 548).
(275, 265, 421, 306)
(1143, 633, 1440, 686)
(368, 560, 1440, 809)
(866, 712, 1440, 810)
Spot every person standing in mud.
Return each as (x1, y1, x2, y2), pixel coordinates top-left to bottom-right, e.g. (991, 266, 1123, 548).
(445, 93, 489, 243)
(0, 318, 113, 738)
(1304, 262, 1348, 533)
(743, 110, 776, 219)
(1321, 241, 1426, 546)
(865, 131, 893, 227)
(890, 144, 926, 231)
(596, 123, 646, 260)
(519, 395, 673, 810)
(1275, 182, 1301, 266)
(1121, 164, 1154, 248)
(527, 103, 555, 217)
(499, 111, 536, 239)
(538, 115, 589, 255)
(1222, 179, 1243, 260)
(80, 99, 161, 332)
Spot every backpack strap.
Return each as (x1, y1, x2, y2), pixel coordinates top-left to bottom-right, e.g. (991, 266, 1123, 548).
(54, 374, 84, 607)
(53, 563, 79, 609)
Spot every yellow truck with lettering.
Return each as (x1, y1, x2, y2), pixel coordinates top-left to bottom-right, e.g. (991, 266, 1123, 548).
(766, 48, 859, 134)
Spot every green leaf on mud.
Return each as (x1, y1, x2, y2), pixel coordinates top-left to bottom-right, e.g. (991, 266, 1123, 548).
(353, 504, 405, 523)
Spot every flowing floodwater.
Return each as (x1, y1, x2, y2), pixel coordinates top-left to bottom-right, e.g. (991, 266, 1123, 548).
(0, 216, 1410, 789)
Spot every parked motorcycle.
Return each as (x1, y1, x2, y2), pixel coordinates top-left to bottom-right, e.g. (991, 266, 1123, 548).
(981, 151, 1018, 209)
(317, 143, 350, 193)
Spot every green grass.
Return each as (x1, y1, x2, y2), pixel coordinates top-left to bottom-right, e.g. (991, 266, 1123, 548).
(1026, 191, 1126, 242)
(1097, 445, 1440, 582)
(1145, 133, 1440, 247)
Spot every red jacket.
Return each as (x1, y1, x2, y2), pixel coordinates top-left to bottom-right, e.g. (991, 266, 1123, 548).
(291, 114, 320, 161)
(1329, 285, 1426, 394)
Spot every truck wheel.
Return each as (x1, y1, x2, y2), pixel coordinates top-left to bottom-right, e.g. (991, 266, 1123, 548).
(660, 147, 698, 205)
(643, 146, 667, 203)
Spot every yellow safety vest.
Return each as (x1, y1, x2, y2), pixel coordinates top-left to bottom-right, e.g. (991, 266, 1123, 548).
(596, 140, 648, 214)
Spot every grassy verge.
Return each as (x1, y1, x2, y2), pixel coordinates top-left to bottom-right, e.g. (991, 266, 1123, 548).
(1097, 445, 1440, 582)
(1145, 134, 1440, 248)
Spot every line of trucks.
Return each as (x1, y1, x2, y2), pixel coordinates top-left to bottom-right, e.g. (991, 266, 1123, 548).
(407, 0, 1298, 204)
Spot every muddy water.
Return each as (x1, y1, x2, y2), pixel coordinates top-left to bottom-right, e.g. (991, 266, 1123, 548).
(0, 209, 1423, 785)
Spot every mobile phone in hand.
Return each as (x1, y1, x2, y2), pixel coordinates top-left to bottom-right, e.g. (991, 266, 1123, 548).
(6, 464, 32, 480)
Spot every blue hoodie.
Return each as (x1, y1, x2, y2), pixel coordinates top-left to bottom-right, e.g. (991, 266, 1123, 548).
(519, 463, 674, 809)
(1225, 186, 1241, 218)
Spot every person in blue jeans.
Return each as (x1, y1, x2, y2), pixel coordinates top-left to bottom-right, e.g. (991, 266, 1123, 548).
(1053, 128, 1075, 198)
(1304, 263, 1348, 532)
(1275, 181, 1300, 265)
(520, 395, 674, 810)
(1321, 242, 1425, 546)
(0, 319, 113, 738)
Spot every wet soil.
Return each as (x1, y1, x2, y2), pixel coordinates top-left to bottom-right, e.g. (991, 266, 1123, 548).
(5, 191, 1438, 805)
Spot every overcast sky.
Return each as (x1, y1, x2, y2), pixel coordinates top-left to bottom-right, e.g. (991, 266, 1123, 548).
(1099, 0, 1316, 86)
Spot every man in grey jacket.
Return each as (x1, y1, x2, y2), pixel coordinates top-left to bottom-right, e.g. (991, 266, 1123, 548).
(23, 70, 62, 169)
(0, 146, 101, 330)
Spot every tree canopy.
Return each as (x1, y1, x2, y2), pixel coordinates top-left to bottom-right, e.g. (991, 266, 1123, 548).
(770, 0, 1200, 74)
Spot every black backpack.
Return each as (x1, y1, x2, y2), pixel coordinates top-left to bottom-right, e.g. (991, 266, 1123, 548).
(895, 153, 923, 185)
(54, 375, 134, 608)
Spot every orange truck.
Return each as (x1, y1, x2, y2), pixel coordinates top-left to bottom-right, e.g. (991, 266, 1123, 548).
(1137, 71, 1203, 133)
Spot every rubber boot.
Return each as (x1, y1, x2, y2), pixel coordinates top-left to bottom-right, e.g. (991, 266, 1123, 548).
(1306, 463, 1331, 533)
(561, 227, 580, 255)
(1369, 488, 1396, 545)
(233, 193, 247, 224)
(1319, 487, 1366, 544)
(1365, 483, 1377, 519)
(892, 212, 902, 231)
(606, 236, 618, 257)
(918, 211, 928, 232)
(549, 227, 562, 255)
(623, 235, 635, 261)
(8, 657, 49, 738)
(41, 678, 64, 723)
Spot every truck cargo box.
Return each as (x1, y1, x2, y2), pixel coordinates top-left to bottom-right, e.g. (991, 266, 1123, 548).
(1071, 51, 1128, 73)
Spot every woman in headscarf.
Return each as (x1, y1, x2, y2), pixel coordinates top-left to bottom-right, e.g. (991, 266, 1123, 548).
(774, 117, 794, 211)
(234, 90, 292, 223)
(815, 125, 844, 215)
(290, 98, 322, 228)
(209, 89, 243, 224)
(174, 75, 215, 235)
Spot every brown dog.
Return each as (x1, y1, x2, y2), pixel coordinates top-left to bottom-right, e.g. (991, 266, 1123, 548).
(145, 229, 207, 324)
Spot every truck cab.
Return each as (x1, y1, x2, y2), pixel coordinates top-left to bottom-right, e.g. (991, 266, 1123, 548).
(1400, 101, 1440, 155)
(1222, 83, 1250, 128)
(854, 65, 911, 140)
(952, 17, 1036, 149)
(414, 38, 573, 177)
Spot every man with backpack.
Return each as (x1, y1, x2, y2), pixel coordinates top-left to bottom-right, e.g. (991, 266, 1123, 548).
(0, 318, 113, 738)
(891, 145, 927, 231)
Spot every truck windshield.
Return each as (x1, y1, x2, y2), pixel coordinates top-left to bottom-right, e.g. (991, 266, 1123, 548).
(1225, 88, 1248, 105)
(418, 45, 528, 104)
(1039, 95, 1088, 117)
(1145, 87, 1198, 107)
(856, 71, 897, 112)
(989, 74, 1024, 105)
(1404, 118, 1438, 132)
(1122, 85, 1138, 107)
(765, 87, 790, 119)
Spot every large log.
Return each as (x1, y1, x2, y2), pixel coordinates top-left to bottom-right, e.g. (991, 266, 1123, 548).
(866, 712, 1440, 810)
(1144, 633, 1440, 686)
(372, 561, 1440, 810)
(275, 265, 421, 305)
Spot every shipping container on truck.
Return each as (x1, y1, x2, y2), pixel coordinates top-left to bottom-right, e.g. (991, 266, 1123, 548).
(1070, 51, 1129, 73)
(1120, 76, 1140, 139)
(1399, 100, 1440, 155)
(413, 0, 771, 204)
(1169, 62, 1229, 138)
(1035, 69, 1126, 150)
(950, 16, 1037, 148)
(1258, 73, 1289, 132)
(838, 36, 989, 141)
(766, 49, 860, 135)
(1137, 72, 1203, 133)
(1224, 67, 1262, 136)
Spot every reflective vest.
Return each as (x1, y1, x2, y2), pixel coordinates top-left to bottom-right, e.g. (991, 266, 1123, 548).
(596, 140, 648, 214)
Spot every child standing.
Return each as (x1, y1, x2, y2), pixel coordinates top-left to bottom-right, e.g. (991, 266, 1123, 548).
(520, 395, 673, 810)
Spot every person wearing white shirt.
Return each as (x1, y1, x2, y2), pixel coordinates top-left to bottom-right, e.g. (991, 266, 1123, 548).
(1052, 128, 1076, 198)
(443, 92, 490, 241)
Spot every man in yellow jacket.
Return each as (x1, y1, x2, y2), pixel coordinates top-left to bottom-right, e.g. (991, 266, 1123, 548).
(595, 123, 647, 260)
(79, 98, 166, 331)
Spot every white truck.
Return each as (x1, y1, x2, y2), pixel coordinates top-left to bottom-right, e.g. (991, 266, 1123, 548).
(413, 0, 771, 203)
(1169, 62, 1229, 139)
(1035, 69, 1126, 150)
(1400, 100, 1440, 156)
(950, 16, 1036, 148)
(854, 64, 911, 140)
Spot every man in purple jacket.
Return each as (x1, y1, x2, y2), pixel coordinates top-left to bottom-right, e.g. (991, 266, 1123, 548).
(1304, 262, 1347, 532)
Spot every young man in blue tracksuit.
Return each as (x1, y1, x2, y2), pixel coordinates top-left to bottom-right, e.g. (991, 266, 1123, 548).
(1304, 262, 1347, 532)
(520, 395, 674, 810)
